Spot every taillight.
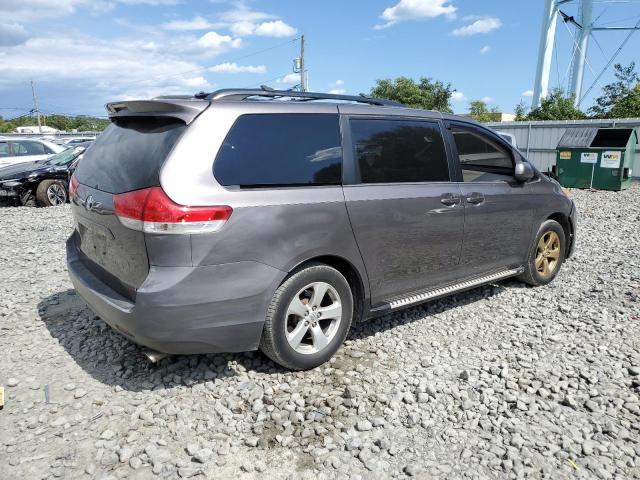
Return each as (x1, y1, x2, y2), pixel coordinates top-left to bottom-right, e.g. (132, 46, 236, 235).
(113, 187, 232, 235)
(69, 175, 79, 200)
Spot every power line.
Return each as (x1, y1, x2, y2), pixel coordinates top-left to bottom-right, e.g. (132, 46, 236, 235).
(560, 17, 607, 96)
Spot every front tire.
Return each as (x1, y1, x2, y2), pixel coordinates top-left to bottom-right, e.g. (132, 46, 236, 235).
(36, 180, 67, 207)
(518, 219, 566, 286)
(260, 263, 353, 370)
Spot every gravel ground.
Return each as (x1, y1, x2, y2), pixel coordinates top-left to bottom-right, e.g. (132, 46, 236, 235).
(1, 183, 639, 480)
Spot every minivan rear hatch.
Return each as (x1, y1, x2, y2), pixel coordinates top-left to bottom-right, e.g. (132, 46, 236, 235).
(71, 99, 206, 299)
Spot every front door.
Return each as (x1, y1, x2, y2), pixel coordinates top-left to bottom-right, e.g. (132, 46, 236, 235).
(448, 122, 534, 276)
(343, 116, 464, 305)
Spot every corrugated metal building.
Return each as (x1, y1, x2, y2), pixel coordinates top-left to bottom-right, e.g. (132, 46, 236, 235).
(485, 118, 640, 177)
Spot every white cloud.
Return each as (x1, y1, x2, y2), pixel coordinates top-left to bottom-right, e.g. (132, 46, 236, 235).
(117, 0, 179, 4)
(375, 0, 456, 29)
(329, 89, 346, 95)
(220, 6, 275, 24)
(481, 96, 493, 103)
(277, 73, 301, 84)
(209, 62, 266, 73)
(217, 5, 297, 37)
(228, 19, 297, 37)
(253, 20, 297, 37)
(452, 17, 502, 36)
(522, 89, 534, 97)
(229, 21, 256, 36)
(0, 23, 29, 46)
(163, 16, 214, 31)
(195, 31, 242, 55)
(0, 0, 176, 22)
(0, 0, 104, 22)
(451, 91, 466, 102)
(480, 45, 490, 54)
(0, 34, 216, 100)
(334, 79, 344, 86)
(182, 76, 210, 88)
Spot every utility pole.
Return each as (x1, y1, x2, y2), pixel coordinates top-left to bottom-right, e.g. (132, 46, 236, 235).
(30, 80, 42, 134)
(300, 35, 306, 92)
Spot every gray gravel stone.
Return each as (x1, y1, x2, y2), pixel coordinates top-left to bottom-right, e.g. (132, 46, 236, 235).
(1, 186, 639, 479)
(356, 420, 372, 431)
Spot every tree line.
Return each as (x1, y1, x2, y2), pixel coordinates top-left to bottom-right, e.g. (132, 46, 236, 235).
(0, 114, 110, 133)
(370, 62, 640, 122)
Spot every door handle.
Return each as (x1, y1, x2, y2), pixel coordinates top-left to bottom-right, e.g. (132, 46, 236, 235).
(466, 192, 485, 205)
(440, 193, 461, 206)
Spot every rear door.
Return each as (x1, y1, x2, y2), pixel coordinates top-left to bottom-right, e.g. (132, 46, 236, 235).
(342, 114, 464, 305)
(71, 116, 186, 299)
(447, 122, 534, 276)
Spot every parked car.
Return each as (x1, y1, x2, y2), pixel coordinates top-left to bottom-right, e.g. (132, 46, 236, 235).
(0, 144, 87, 207)
(62, 137, 96, 146)
(66, 88, 577, 370)
(0, 138, 65, 168)
(497, 131, 518, 149)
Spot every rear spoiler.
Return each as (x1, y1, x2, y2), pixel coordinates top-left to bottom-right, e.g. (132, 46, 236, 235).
(105, 99, 209, 125)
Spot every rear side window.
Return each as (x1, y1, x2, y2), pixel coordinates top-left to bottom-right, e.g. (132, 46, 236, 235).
(74, 117, 185, 193)
(214, 114, 342, 187)
(349, 118, 450, 184)
(0, 142, 7, 157)
(20, 141, 47, 155)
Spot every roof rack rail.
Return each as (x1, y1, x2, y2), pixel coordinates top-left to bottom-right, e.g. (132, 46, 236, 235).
(196, 88, 405, 107)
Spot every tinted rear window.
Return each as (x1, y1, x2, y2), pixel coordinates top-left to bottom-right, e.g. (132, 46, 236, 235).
(214, 113, 342, 187)
(74, 117, 185, 193)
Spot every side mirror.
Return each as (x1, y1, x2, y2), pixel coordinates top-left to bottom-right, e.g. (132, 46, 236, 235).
(515, 162, 534, 182)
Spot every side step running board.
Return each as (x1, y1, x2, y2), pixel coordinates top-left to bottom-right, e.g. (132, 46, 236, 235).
(376, 267, 524, 312)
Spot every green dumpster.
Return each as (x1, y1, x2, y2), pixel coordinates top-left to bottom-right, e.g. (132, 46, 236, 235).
(555, 127, 637, 190)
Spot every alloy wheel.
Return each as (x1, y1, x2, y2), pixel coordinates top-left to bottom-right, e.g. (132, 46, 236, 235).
(535, 231, 561, 278)
(285, 282, 342, 355)
(47, 184, 67, 206)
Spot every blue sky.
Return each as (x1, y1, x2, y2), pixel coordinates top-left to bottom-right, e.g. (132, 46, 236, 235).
(0, 0, 639, 118)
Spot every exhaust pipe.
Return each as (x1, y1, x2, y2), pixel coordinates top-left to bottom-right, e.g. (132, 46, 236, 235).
(142, 349, 169, 364)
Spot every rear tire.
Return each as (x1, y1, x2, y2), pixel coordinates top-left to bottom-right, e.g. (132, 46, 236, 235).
(36, 180, 67, 207)
(518, 219, 566, 286)
(260, 263, 353, 370)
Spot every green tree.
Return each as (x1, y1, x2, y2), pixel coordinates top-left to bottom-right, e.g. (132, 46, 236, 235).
(0, 114, 109, 133)
(467, 100, 500, 122)
(514, 101, 528, 121)
(527, 88, 586, 120)
(589, 63, 640, 118)
(607, 83, 640, 118)
(370, 76, 454, 112)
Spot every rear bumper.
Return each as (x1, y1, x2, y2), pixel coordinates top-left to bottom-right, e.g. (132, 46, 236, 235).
(66, 235, 286, 354)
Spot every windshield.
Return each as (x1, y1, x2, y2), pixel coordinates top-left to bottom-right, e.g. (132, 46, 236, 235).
(45, 147, 83, 166)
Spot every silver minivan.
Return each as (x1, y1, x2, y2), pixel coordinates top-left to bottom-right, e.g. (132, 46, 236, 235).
(67, 89, 577, 370)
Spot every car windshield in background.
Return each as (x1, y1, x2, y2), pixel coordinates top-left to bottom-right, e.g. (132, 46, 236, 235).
(46, 147, 83, 166)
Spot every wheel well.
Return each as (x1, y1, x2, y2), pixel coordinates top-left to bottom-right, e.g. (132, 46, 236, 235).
(294, 255, 366, 323)
(547, 212, 571, 248)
